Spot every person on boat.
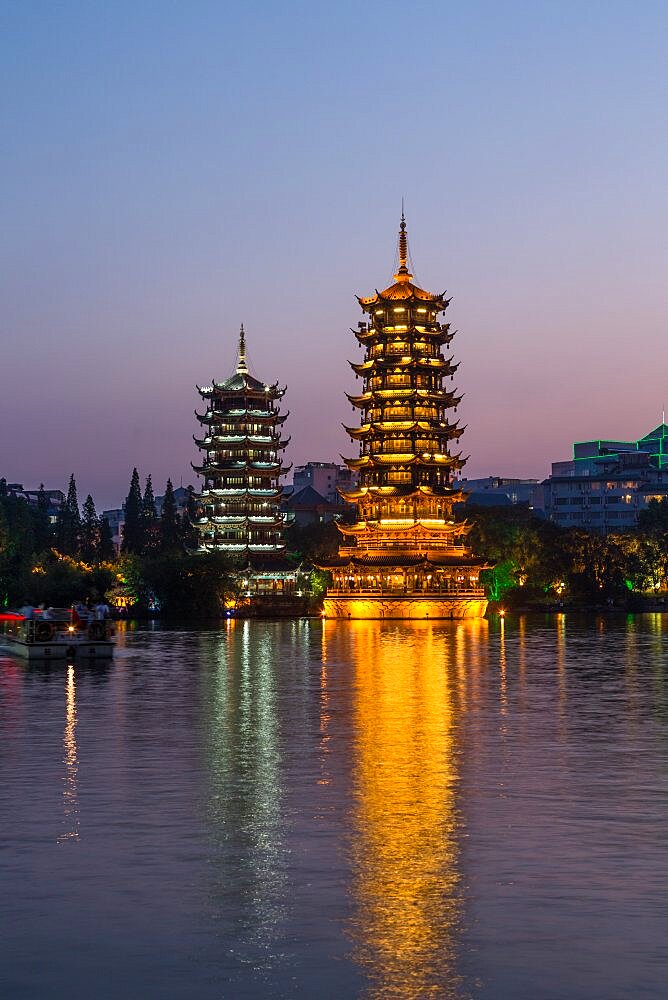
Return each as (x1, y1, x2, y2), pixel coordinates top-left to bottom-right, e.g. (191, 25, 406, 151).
(94, 601, 110, 621)
(72, 602, 88, 627)
(19, 601, 34, 620)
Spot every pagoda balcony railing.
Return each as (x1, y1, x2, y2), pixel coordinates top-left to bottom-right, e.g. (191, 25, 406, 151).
(336, 543, 470, 556)
(367, 376, 436, 389)
(208, 435, 278, 445)
(201, 542, 285, 552)
(206, 488, 280, 497)
(327, 585, 486, 597)
(222, 408, 277, 417)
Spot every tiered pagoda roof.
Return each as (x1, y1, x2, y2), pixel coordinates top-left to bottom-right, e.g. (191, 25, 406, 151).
(192, 325, 291, 560)
(318, 213, 488, 613)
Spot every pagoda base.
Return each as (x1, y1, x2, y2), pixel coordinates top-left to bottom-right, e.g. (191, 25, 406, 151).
(322, 594, 487, 620)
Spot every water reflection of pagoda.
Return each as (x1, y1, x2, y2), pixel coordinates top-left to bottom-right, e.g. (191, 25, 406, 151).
(319, 215, 487, 619)
(193, 326, 296, 597)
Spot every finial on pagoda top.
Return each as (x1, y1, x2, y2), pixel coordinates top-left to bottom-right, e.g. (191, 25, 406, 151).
(236, 323, 248, 374)
(394, 202, 413, 283)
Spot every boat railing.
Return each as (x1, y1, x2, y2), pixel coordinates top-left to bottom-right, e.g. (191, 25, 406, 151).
(5, 612, 112, 644)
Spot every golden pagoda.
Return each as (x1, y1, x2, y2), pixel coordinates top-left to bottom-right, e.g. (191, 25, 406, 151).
(319, 215, 487, 619)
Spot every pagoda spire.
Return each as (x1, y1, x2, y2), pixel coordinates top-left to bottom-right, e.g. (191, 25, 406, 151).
(394, 205, 413, 283)
(236, 323, 248, 374)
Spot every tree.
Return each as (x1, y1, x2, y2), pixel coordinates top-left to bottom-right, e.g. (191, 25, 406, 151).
(464, 505, 571, 604)
(180, 484, 200, 548)
(34, 484, 52, 553)
(285, 519, 341, 562)
(142, 475, 159, 554)
(80, 494, 99, 562)
(0, 500, 12, 606)
(138, 551, 234, 617)
(56, 474, 80, 555)
(564, 530, 625, 598)
(638, 497, 668, 534)
(122, 468, 144, 554)
(29, 551, 116, 606)
(160, 479, 181, 552)
(0, 492, 35, 605)
(617, 533, 668, 594)
(98, 517, 116, 561)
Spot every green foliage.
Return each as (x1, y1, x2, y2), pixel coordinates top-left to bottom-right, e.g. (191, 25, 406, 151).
(0, 475, 117, 606)
(466, 505, 569, 600)
(308, 568, 332, 599)
(80, 494, 99, 562)
(34, 485, 52, 552)
(133, 551, 235, 617)
(98, 517, 116, 561)
(160, 478, 181, 552)
(142, 474, 160, 555)
(122, 467, 144, 554)
(638, 497, 668, 533)
(465, 504, 668, 603)
(562, 530, 626, 597)
(480, 561, 516, 602)
(614, 534, 667, 593)
(0, 492, 36, 605)
(29, 552, 116, 606)
(285, 519, 341, 562)
(56, 474, 80, 555)
(181, 485, 199, 549)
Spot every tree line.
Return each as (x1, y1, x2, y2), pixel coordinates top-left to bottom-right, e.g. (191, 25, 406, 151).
(119, 468, 198, 556)
(465, 500, 668, 605)
(4, 469, 668, 614)
(0, 470, 205, 610)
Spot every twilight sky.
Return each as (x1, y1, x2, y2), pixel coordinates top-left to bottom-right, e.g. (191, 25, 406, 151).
(2, 1, 668, 509)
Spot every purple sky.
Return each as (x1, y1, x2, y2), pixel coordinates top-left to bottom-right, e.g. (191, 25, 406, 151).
(3, 2, 668, 509)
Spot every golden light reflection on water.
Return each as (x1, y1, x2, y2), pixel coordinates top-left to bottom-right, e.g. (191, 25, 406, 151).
(58, 664, 79, 843)
(498, 615, 508, 727)
(202, 620, 286, 950)
(318, 620, 333, 789)
(555, 612, 567, 733)
(328, 620, 477, 999)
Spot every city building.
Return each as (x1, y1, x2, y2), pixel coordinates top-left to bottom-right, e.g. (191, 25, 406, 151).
(192, 325, 296, 596)
(282, 485, 344, 527)
(101, 507, 125, 552)
(317, 214, 487, 618)
(5, 484, 64, 523)
(292, 462, 356, 504)
(458, 476, 540, 508)
(543, 423, 668, 531)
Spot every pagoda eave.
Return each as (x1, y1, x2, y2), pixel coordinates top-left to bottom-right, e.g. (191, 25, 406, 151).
(204, 489, 281, 500)
(337, 519, 463, 536)
(316, 553, 487, 570)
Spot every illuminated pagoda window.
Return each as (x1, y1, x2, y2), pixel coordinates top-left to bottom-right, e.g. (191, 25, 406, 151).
(192, 325, 294, 597)
(318, 214, 488, 619)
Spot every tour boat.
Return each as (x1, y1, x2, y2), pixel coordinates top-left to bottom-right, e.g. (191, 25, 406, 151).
(0, 610, 114, 661)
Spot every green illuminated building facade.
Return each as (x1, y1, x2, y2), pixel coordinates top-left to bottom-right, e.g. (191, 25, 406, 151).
(543, 423, 668, 531)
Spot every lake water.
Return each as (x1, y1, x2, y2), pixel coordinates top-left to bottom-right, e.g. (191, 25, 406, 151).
(1, 615, 667, 999)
